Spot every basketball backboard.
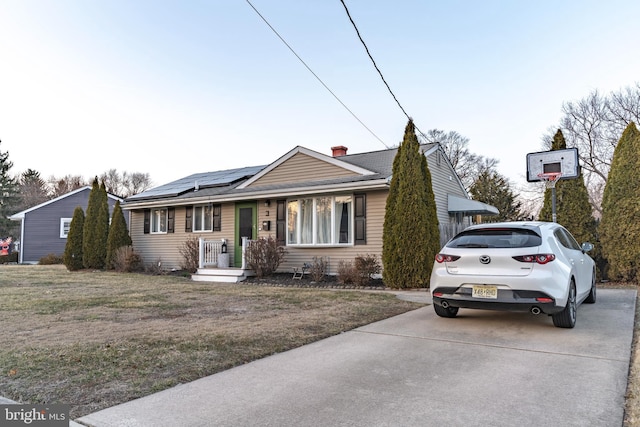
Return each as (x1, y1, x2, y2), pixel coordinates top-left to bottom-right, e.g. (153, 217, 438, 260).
(526, 147, 580, 182)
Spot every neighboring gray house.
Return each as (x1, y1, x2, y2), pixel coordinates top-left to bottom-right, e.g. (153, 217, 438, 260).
(9, 186, 124, 264)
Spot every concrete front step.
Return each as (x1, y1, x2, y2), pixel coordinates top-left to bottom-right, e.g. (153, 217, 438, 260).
(192, 268, 254, 283)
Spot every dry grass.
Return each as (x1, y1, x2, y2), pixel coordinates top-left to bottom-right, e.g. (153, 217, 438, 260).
(0, 265, 423, 418)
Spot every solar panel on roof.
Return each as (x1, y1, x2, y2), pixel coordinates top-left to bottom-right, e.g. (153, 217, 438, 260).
(126, 165, 265, 200)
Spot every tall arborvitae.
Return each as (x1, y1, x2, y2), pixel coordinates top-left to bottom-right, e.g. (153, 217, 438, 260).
(83, 178, 109, 269)
(83, 178, 100, 268)
(94, 181, 110, 268)
(382, 120, 440, 288)
(106, 200, 132, 269)
(64, 206, 85, 271)
(539, 130, 599, 264)
(600, 122, 640, 281)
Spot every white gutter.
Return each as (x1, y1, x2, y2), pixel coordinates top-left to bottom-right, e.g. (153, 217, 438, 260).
(122, 179, 390, 210)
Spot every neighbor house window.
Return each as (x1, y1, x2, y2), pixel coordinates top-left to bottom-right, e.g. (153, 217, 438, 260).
(151, 208, 168, 233)
(287, 195, 353, 246)
(60, 218, 72, 238)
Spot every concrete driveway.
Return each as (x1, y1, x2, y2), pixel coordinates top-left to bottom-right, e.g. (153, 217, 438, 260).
(78, 289, 636, 427)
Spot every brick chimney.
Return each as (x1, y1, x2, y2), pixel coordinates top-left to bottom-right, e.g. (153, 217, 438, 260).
(331, 146, 348, 157)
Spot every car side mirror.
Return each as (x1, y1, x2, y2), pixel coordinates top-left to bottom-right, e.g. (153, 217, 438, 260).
(581, 242, 594, 253)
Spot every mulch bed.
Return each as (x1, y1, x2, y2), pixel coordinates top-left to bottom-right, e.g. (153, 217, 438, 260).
(243, 273, 386, 289)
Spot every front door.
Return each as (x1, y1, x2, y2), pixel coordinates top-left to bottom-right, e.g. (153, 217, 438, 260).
(235, 202, 257, 267)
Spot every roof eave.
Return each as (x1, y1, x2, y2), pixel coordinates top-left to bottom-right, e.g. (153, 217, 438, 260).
(122, 179, 390, 210)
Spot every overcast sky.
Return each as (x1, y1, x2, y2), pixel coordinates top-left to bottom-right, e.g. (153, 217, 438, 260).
(1, 0, 638, 190)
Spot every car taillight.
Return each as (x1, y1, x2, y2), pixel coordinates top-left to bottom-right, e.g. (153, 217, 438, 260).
(512, 254, 556, 265)
(435, 254, 461, 263)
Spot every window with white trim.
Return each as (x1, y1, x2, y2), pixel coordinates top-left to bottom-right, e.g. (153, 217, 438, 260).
(192, 204, 221, 232)
(194, 205, 212, 232)
(287, 195, 353, 246)
(151, 208, 168, 233)
(60, 218, 72, 238)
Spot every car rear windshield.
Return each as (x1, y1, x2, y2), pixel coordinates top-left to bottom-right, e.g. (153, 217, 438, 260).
(446, 228, 542, 249)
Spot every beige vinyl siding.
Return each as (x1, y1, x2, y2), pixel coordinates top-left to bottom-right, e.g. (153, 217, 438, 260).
(269, 190, 387, 275)
(426, 149, 467, 224)
(246, 153, 359, 188)
(129, 204, 237, 270)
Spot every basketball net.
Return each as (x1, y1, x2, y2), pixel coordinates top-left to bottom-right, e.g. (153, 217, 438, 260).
(538, 172, 562, 189)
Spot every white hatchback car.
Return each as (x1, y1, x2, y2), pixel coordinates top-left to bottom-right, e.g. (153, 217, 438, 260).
(430, 222, 596, 328)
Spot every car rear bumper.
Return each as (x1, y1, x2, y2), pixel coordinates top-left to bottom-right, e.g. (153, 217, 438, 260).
(432, 287, 565, 315)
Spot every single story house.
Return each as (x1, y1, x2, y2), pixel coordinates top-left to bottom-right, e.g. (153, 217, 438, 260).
(9, 186, 124, 264)
(122, 144, 497, 280)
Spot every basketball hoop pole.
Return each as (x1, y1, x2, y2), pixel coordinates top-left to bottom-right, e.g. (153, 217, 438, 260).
(552, 186, 557, 223)
(538, 173, 561, 223)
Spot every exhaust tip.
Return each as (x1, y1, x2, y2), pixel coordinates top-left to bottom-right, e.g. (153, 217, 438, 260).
(530, 306, 541, 315)
(441, 300, 449, 309)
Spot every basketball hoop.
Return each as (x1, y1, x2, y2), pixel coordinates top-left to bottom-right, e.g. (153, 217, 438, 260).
(538, 172, 562, 189)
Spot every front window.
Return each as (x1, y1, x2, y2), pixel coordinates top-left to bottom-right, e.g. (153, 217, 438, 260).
(287, 196, 353, 246)
(194, 205, 213, 232)
(151, 208, 167, 233)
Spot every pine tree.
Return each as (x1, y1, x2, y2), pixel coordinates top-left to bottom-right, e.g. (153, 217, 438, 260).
(17, 169, 50, 212)
(600, 122, 640, 281)
(64, 206, 85, 271)
(382, 120, 440, 289)
(106, 200, 132, 269)
(470, 170, 523, 222)
(0, 141, 20, 237)
(538, 131, 600, 271)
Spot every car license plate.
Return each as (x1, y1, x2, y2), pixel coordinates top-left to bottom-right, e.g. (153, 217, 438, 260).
(472, 285, 498, 299)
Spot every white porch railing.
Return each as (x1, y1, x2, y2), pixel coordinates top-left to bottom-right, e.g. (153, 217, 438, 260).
(198, 237, 256, 269)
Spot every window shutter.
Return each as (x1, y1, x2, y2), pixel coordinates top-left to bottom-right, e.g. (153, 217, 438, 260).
(143, 209, 150, 234)
(354, 193, 366, 245)
(276, 200, 286, 246)
(185, 206, 193, 232)
(167, 207, 175, 233)
(213, 204, 221, 231)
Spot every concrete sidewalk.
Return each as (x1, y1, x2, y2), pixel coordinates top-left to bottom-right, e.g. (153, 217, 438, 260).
(78, 289, 636, 427)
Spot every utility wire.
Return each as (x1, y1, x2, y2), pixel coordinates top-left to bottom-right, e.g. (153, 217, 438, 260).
(339, 0, 428, 140)
(245, 0, 389, 148)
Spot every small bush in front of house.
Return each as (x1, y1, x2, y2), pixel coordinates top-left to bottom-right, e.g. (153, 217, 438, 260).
(247, 236, 286, 278)
(337, 260, 359, 285)
(309, 256, 327, 282)
(355, 254, 381, 286)
(179, 236, 200, 274)
(146, 258, 165, 275)
(111, 246, 144, 273)
(39, 253, 64, 265)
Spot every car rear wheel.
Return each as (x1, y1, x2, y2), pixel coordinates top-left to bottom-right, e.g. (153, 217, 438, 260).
(552, 282, 576, 328)
(434, 303, 459, 318)
(584, 269, 596, 304)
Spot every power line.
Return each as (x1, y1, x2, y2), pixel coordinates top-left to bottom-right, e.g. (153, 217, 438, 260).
(245, 0, 389, 148)
(339, 0, 427, 140)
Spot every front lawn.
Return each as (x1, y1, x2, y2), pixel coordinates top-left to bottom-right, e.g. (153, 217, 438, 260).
(0, 265, 423, 418)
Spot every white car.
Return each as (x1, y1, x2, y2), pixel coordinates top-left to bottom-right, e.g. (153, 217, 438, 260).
(430, 222, 596, 328)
